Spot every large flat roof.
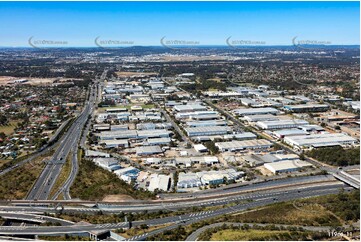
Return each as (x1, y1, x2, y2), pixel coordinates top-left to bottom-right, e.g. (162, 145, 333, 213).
(233, 107, 279, 115)
(216, 139, 272, 149)
(284, 133, 357, 147)
(185, 126, 231, 133)
(264, 160, 312, 172)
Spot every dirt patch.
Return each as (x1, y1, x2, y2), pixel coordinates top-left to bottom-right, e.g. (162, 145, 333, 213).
(102, 194, 135, 202)
(256, 166, 273, 176)
(115, 71, 157, 78)
(0, 76, 79, 86)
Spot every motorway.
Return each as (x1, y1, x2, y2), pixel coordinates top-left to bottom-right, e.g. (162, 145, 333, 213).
(0, 183, 352, 235)
(0, 212, 75, 226)
(0, 179, 348, 214)
(125, 183, 353, 241)
(26, 83, 97, 201)
(51, 78, 102, 200)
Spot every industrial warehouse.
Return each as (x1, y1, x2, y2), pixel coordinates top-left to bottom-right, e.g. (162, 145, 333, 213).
(215, 139, 273, 152)
(283, 133, 358, 149)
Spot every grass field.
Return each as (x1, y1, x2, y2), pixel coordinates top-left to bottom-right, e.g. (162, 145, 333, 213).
(0, 154, 48, 199)
(70, 153, 155, 201)
(229, 201, 341, 226)
(38, 235, 90, 241)
(0, 121, 18, 135)
(209, 229, 295, 241)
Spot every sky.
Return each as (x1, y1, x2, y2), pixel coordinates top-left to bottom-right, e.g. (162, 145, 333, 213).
(0, 1, 359, 47)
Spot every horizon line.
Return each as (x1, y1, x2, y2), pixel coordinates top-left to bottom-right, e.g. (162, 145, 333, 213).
(0, 44, 360, 49)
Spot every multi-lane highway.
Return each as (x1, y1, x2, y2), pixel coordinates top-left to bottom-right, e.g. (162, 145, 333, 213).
(26, 84, 97, 201)
(0, 178, 349, 214)
(124, 184, 353, 241)
(0, 183, 350, 236)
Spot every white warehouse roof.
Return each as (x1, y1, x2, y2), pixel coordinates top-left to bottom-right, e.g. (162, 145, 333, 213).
(233, 107, 279, 116)
(256, 119, 309, 130)
(284, 133, 358, 148)
(216, 139, 272, 152)
(264, 160, 312, 174)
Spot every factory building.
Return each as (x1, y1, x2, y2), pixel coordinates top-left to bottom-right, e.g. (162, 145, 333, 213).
(243, 114, 280, 122)
(174, 104, 208, 113)
(256, 119, 309, 130)
(185, 126, 231, 137)
(177, 173, 202, 188)
(98, 130, 138, 140)
(93, 158, 121, 171)
(135, 145, 163, 156)
(243, 153, 299, 167)
(137, 129, 172, 139)
(284, 104, 329, 113)
(193, 144, 208, 152)
(186, 120, 227, 127)
(93, 124, 111, 132)
(272, 129, 309, 139)
(200, 174, 224, 185)
(223, 132, 257, 141)
(233, 107, 280, 116)
(298, 125, 325, 133)
(175, 111, 218, 120)
(197, 169, 244, 185)
(85, 150, 110, 158)
(136, 122, 172, 130)
(148, 174, 171, 192)
(144, 137, 171, 146)
(177, 169, 244, 189)
(98, 129, 171, 141)
(111, 124, 129, 131)
(215, 139, 272, 152)
(100, 139, 129, 149)
(283, 133, 358, 149)
(114, 166, 140, 183)
(264, 160, 313, 174)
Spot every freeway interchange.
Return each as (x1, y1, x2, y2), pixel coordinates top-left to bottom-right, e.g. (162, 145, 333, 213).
(0, 71, 358, 240)
(0, 182, 354, 237)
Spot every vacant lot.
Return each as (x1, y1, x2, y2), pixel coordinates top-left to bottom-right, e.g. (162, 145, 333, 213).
(70, 155, 155, 201)
(115, 71, 157, 77)
(0, 155, 47, 199)
(0, 121, 18, 135)
(208, 229, 312, 241)
(229, 202, 340, 226)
